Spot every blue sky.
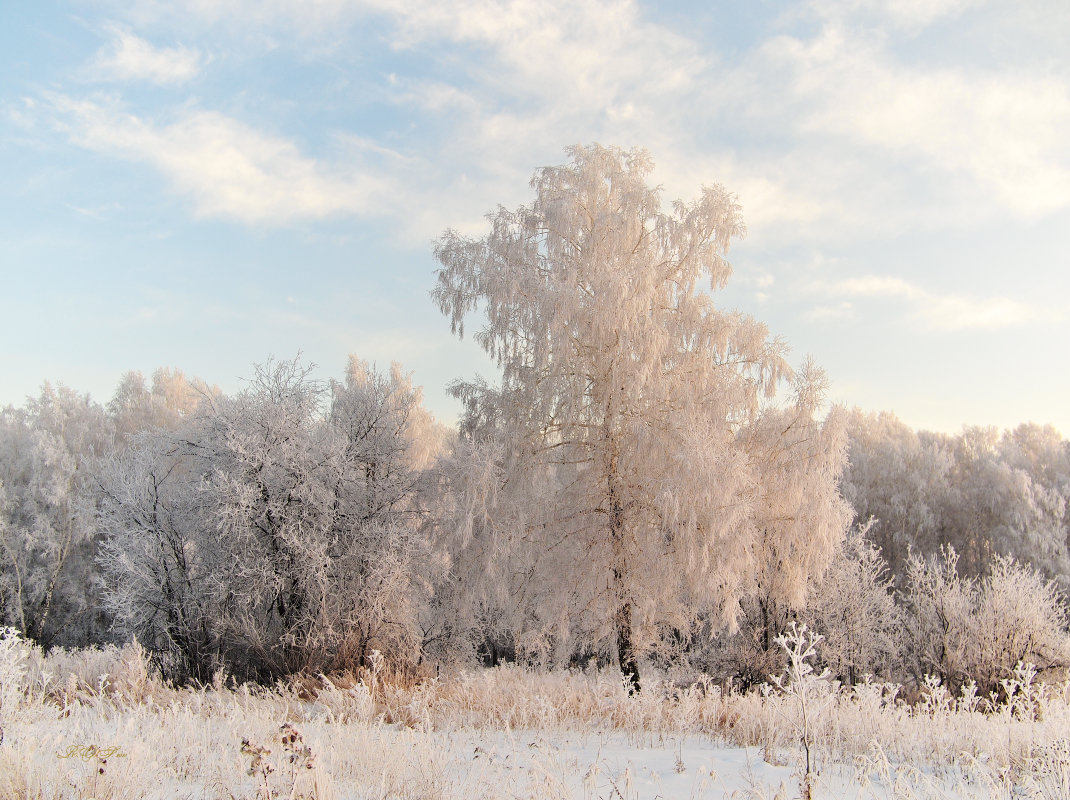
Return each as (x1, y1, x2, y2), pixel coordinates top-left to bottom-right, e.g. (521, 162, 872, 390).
(2, 0, 1068, 435)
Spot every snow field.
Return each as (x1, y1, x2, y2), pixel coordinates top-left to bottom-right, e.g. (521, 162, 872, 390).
(2, 635, 1070, 799)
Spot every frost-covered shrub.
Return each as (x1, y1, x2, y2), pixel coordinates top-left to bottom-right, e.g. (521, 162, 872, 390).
(901, 546, 980, 693)
(98, 356, 445, 683)
(807, 522, 902, 685)
(902, 545, 1070, 695)
(692, 603, 790, 690)
(974, 555, 1070, 691)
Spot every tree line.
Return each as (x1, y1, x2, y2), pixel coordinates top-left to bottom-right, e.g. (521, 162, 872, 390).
(2, 145, 1067, 696)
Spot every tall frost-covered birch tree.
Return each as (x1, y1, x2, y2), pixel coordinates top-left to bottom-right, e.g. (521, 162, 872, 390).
(728, 360, 851, 679)
(433, 144, 797, 690)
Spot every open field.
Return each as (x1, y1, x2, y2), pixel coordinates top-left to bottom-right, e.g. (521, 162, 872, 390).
(2, 635, 1069, 799)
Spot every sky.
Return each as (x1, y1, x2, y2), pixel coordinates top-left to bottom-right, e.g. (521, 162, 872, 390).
(2, 0, 1068, 435)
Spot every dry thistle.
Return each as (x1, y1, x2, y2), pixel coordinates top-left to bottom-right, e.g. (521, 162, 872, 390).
(279, 722, 317, 772)
(241, 736, 275, 799)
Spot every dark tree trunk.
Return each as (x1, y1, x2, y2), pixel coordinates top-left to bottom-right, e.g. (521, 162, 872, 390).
(615, 586, 640, 694)
(608, 452, 640, 694)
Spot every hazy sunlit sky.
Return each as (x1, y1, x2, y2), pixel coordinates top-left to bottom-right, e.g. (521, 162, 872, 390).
(2, 0, 1068, 435)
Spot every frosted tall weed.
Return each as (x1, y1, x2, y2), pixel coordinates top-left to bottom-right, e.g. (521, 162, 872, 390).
(770, 623, 830, 798)
(0, 627, 29, 718)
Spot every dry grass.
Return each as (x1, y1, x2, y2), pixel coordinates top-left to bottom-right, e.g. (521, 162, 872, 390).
(1, 630, 1069, 799)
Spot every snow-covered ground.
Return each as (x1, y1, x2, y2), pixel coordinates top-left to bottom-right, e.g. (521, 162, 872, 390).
(2, 634, 1068, 799)
(1, 713, 1046, 799)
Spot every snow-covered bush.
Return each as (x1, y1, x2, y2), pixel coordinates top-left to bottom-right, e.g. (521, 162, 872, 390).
(98, 356, 446, 683)
(95, 428, 219, 683)
(975, 555, 1070, 691)
(902, 545, 1070, 695)
(807, 522, 902, 685)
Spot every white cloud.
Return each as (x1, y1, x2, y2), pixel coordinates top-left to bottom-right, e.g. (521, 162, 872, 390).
(101, 0, 727, 237)
(384, 0, 708, 151)
(920, 295, 1035, 331)
(362, 0, 728, 236)
(45, 95, 393, 224)
(63, 201, 121, 221)
(809, 0, 983, 29)
(827, 274, 1039, 331)
(91, 25, 205, 85)
(804, 301, 854, 323)
(57, 1, 860, 241)
(97, 0, 360, 31)
(385, 77, 481, 115)
(53, 0, 1070, 244)
(838, 276, 918, 298)
(763, 25, 1070, 217)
